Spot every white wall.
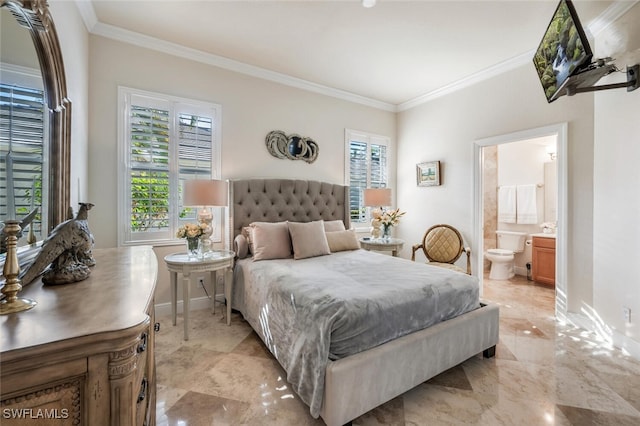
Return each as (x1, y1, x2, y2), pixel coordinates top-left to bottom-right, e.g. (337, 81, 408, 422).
(593, 4, 640, 354)
(87, 35, 396, 305)
(397, 59, 595, 315)
(497, 141, 548, 235)
(50, 0, 90, 209)
(396, 2, 640, 355)
(496, 141, 550, 273)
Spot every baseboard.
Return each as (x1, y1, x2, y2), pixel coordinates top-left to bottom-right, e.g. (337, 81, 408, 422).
(567, 312, 640, 361)
(155, 294, 223, 317)
(514, 266, 528, 277)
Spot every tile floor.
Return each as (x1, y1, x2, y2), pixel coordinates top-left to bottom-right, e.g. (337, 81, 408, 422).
(155, 274, 640, 425)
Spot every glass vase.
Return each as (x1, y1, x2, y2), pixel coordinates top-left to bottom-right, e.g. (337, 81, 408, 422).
(186, 237, 200, 259)
(382, 224, 392, 241)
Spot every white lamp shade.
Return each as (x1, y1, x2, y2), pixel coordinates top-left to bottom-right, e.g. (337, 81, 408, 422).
(183, 179, 228, 207)
(363, 188, 391, 207)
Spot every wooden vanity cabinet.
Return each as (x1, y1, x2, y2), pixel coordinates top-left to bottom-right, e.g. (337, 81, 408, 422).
(532, 236, 556, 286)
(1, 246, 157, 426)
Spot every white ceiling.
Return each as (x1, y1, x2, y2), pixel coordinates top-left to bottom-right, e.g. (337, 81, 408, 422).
(80, 1, 630, 110)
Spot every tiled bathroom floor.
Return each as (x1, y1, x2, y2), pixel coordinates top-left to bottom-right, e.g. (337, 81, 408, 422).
(155, 273, 640, 425)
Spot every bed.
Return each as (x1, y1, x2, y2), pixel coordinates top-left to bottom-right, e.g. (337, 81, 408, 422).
(226, 179, 499, 426)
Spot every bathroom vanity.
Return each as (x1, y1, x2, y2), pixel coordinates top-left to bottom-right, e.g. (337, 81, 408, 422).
(532, 234, 556, 286)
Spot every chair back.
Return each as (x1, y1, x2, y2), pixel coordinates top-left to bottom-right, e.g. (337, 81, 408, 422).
(422, 224, 464, 264)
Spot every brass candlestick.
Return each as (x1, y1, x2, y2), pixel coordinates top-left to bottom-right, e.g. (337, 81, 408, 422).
(1, 220, 37, 314)
(27, 223, 37, 245)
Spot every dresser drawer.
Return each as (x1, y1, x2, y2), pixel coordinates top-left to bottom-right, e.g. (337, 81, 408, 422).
(1, 359, 86, 426)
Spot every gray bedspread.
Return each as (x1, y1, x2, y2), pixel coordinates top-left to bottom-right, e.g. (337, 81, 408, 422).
(232, 249, 480, 418)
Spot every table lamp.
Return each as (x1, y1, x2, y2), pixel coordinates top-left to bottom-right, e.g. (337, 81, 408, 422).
(363, 188, 391, 239)
(183, 179, 228, 252)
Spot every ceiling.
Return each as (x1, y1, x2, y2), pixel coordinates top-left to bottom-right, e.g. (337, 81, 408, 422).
(81, 1, 628, 110)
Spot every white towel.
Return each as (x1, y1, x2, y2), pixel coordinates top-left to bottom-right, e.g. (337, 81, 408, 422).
(498, 186, 516, 223)
(517, 184, 538, 224)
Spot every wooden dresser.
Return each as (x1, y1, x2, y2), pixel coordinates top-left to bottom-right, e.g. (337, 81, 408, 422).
(1, 246, 158, 425)
(532, 236, 556, 286)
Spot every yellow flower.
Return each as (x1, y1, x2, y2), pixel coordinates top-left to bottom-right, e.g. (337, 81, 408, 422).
(176, 223, 206, 239)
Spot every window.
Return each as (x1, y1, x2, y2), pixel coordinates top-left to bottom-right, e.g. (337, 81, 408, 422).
(118, 87, 221, 246)
(344, 129, 389, 225)
(0, 69, 48, 238)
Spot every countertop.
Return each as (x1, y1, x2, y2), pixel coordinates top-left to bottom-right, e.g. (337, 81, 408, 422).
(530, 233, 556, 238)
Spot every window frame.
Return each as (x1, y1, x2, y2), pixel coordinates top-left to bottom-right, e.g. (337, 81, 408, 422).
(344, 128, 390, 230)
(0, 63, 49, 238)
(117, 86, 222, 247)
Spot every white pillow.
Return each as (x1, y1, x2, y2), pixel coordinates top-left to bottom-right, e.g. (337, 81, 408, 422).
(288, 220, 331, 260)
(326, 229, 361, 252)
(323, 220, 346, 232)
(250, 222, 292, 261)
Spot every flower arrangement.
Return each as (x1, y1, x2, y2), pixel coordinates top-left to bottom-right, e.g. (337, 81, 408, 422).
(379, 208, 406, 227)
(540, 222, 557, 233)
(176, 223, 206, 239)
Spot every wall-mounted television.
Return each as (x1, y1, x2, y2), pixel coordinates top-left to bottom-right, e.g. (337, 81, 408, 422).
(533, 0, 593, 102)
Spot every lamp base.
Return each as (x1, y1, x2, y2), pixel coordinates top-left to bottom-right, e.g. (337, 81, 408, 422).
(370, 221, 382, 239)
(197, 206, 215, 255)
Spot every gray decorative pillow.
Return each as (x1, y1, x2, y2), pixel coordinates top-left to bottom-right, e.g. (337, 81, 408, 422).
(251, 221, 292, 261)
(234, 234, 249, 259)
(241, 226, 254, 254)
(326, 229, 361, 252)
(288, 220, 331, 260)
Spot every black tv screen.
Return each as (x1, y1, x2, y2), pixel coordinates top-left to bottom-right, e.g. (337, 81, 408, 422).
(533, 0, 593, 102)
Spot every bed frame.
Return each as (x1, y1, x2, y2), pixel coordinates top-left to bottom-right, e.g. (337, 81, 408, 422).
(226, 178, 499, 426)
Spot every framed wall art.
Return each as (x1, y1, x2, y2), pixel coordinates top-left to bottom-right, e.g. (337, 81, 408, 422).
(416, 161, 441, 187)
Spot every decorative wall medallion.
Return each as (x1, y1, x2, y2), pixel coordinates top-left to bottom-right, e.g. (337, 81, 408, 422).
(265, 130, 318, 163)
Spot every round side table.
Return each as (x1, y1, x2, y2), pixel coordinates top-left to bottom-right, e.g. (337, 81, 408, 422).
(359, 237, 405, 257)
(164, 250, 234, 340)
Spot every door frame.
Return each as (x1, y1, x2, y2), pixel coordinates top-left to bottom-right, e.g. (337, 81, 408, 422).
(472, 123, 568, 320)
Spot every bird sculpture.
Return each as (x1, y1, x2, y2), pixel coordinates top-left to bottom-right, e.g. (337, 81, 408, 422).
(20, 203, 96, 285)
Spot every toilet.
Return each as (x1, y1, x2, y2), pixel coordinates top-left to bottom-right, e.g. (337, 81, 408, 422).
(485, 230, 527, 280)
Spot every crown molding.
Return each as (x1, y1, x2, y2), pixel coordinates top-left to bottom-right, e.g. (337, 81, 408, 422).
(74, 0, 98, 32)
(397, 50, 533, 112)
(75, 0, 636, 114)
(0, 62, 41, 78)
(399, 0, 638, 111)
(75, 1, 395, 112)
(588, 0, 638, 37)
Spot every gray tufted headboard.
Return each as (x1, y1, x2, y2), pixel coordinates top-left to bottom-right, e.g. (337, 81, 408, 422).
(226, 179, 350, 243)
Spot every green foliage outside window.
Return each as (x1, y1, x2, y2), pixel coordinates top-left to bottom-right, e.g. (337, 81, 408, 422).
(130, 171, 169, 232)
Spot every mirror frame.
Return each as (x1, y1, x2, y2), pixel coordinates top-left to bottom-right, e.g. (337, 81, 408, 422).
(1, 0, 70, 283)
(2, 0, 71, 230)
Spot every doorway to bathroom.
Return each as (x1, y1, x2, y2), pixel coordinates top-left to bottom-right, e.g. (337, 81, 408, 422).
(473, 123, 568, 320)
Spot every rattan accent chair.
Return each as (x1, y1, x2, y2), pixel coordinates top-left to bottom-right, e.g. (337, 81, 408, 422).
(411, 224, 471, 275)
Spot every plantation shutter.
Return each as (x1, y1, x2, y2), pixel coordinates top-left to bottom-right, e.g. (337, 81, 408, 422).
(347, 133, 389, 224)
(119, 87, 221, 246)
(349, 140, 368, 222)
(128, 100, 171, 239)
(0, 83, 46, 235)
(176, 111, 214, 222)
(370, 139, 388, 190)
